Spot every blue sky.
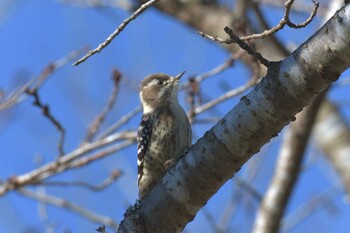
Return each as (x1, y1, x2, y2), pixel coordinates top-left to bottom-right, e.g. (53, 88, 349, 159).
(0, 1, 349, 232)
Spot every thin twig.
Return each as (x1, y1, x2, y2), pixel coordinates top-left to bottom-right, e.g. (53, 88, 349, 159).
(182, 50, 245, 121)
(181, 50, 245, 90)
(285, 0, 319, 28)
(17, 188, 118, 230)
(84, 69, 122, 143)
(73, 0, 159, 66)
(225, 27, 271, 67)
(198, 28, 270, 67)
(233, 177, 262, 201)
(187, 77, 201, 122)
(194, 77, 260, 115)
(25, 89, 66, 157)
(69, 139, 135, 168)
(0, 47, 88, 111)
(198, 0, 318, 42)
(98, 105, 142, 139)
(37, 170, 122, 191)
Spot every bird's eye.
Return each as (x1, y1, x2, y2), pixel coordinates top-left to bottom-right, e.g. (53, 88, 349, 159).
(157, 80, 163, 85)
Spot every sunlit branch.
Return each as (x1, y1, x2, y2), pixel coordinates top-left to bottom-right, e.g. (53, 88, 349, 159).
(73, 0, 159, 66)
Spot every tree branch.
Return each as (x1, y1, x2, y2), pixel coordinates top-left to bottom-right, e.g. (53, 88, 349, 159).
(25, 89, 66, 157)
(0, 47, 87, 111)
(197, 0, 319, 43)
(83, 69, 122, 143)
(0, 132, 136, 196)
(73, 0, 159, 66)
(118, 5, 350, 232)
(18, 188, 118, 230)
(37, 170, 122, 192)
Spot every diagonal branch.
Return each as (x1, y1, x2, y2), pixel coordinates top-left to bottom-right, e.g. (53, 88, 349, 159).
(0, 132, 136, 196)
(73, 0, 159, 66)
(0, 47, 87, 111)
(83, 69, 122, 143)
(98, 105, 142, 139)
(117, 6, 350, 232)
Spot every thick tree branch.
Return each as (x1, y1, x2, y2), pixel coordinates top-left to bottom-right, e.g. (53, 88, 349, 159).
(118, 6, 350, 232)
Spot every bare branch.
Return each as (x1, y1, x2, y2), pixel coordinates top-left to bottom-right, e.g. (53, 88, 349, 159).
(194, 76, 259, 115)
(0, 47, 88, 111)
(181, 50, 245, 90)
(69, 139, 135, 169)
(224, 27, 271, 67)
(198, 28, 270, 67)
(84, 69, 122, 143)
(98, 105, 142, 139)
(37, 170, 122, 191)
(18, 188, 118, 230)
(0, 131, 136, 196)
(197, 0, 319, 42)
(285, 0, 319, 29)
(73, 0, 159, 66)
(187, 77, 201, 121)
(234, 177, 262, 201)
(25, 89, 66, 157)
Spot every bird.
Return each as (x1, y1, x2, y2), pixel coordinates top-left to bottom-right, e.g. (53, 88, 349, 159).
(137, 71, 192, 199)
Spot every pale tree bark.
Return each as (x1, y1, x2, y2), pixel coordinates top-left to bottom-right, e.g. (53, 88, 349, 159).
(314, 101, 350, 194)
(118, 5, 350, 232)
(251, 90, 327, 233)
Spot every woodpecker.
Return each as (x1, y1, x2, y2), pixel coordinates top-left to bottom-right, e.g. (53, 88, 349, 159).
(137, 71, 192, 199)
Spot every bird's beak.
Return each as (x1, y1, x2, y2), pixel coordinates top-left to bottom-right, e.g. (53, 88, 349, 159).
(174, 71, 186, 80)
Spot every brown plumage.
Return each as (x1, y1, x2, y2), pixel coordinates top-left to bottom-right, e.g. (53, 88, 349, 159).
(137, 72, 192, 199)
